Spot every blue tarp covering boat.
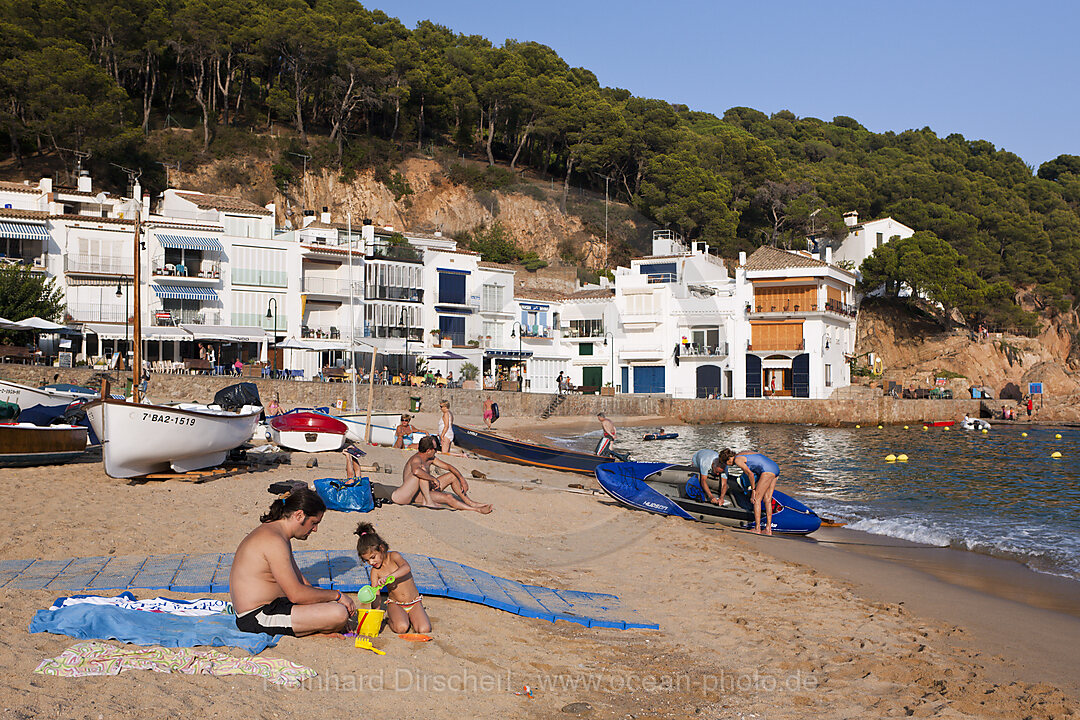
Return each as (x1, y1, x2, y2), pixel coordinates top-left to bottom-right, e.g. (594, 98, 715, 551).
(595, 461, 821, 535)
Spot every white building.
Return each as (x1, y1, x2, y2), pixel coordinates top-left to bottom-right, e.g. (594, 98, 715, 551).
(830, 211, 914, 274)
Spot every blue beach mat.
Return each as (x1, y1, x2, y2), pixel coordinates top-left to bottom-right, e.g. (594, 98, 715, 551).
(29, 596, 277, 654)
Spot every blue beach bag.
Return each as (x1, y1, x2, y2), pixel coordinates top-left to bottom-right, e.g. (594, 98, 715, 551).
(314, 477, 374, 513)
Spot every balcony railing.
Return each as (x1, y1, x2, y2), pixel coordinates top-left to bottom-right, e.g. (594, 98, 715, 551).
(563, 326, 606, 338)
(366, 287, 424, 302)
(67, 304, 128, 323)
(748, 339, 805, 352)
(751, 303, 818, 314)
(65, 255, 132, 276)
(646, 273, 677, 284)
(152, 262, 221, 279)
(302, 277, 362, 295)
(681, 342, 729, 357)
(302, 325, 342, 339)
(520, 326, 552, 338)
(825, 299, 858, 318)
(157, 309, 221, 325)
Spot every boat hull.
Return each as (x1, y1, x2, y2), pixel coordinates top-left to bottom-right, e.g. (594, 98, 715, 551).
(321, 412, 424, 446)
(595, 462, 821, 534)
(642, 433, 678, 441)
(0, 423, 88, 466)
(269, 411, 348, 452)
(0, 379, 97, 426)
(85, 399, 262, 478)
(452, 424, 621, 474)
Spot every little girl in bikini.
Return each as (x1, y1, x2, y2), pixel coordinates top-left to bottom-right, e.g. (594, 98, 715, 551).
(355, 522, 432, 634)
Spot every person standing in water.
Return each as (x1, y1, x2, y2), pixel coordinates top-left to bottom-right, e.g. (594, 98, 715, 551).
(719, 449, 781, 534)
(595, 412, 617, 456)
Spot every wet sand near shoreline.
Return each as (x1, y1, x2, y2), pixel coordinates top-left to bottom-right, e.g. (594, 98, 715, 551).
(0, 413, 1076, 718)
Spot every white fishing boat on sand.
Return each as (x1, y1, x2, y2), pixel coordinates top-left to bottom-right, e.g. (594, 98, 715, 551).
(85, 398, 261, 478)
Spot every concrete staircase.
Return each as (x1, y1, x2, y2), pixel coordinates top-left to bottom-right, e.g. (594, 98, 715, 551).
(540, 393, 567, 419)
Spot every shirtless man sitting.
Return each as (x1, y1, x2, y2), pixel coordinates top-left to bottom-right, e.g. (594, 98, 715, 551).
(230, 487, 355, 636)
(391, 435, 492, 513)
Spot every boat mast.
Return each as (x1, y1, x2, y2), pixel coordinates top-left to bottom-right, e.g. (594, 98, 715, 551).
(132, 199, 143, 403)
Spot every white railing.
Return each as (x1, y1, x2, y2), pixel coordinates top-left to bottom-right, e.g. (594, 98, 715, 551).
(65, 255, 133, 275)
(302, 277, 362, 295)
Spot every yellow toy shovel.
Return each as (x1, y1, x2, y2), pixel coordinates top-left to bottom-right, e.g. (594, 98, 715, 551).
(355, 638, 385, 655)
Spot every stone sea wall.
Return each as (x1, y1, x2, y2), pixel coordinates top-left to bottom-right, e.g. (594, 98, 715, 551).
(2, 363, 984, 426)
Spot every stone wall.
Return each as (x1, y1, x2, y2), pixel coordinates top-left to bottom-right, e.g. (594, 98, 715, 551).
(1, 363, 983, 425)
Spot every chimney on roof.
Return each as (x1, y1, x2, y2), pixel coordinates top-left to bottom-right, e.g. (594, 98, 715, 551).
(77, 170, 92, 193)
(434, 230, 442, 237)
(39, 178, 52, 193)
(320, 206, 330, 224)
(362, 218, 374, 253)
(825, 247, 833, 264)
(843, 211, 859, 227)
(738, 251, 747, 266)
(302, 209, 316, 228)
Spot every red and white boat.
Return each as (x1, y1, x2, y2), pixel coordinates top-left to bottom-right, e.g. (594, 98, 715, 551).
(269, 411, 349, 452)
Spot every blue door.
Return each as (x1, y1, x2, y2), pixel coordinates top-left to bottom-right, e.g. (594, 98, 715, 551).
(792, 353, 810, 397)
(438, 316, 465, 346)
(633, 366, 665, 394)
(696, 365, 721, 398)
(745, 354, 762, 397)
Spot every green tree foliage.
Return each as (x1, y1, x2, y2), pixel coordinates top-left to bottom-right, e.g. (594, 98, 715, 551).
(0, 0, 1078, 325)
(0, 264, 66, 323)
(460, 221, 546, 270)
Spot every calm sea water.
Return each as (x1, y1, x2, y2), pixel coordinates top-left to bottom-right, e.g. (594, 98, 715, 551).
(547, 422, 1080, 581)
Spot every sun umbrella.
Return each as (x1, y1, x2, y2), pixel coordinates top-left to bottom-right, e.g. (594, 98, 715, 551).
(16, 316, 66, 331)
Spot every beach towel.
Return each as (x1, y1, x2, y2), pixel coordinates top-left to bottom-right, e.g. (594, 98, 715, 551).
(35, 641, 316, 687)
(51, 591, 230, 616)
(30, 596, 278, 654)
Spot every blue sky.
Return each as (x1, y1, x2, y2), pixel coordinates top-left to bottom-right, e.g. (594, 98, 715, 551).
(381, 0, 1079, 169)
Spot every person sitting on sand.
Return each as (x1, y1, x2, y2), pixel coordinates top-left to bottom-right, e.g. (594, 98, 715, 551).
(391, 435, 492, 513)
(355, 522, 431, 634)
(686, 448, 729, 506)
(394, 413, 417, 449)
(719, 449, 781, 534)
(230, 487, 355, 636)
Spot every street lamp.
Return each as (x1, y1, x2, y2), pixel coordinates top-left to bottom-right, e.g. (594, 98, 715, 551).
(603, 331, 615, 391)
(510, 321, 524, 392)
(116, 280, 128, 370)
(266, 298, 278, 377)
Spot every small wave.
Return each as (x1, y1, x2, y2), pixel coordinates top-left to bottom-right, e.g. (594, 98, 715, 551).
(846, 517, 952, 546)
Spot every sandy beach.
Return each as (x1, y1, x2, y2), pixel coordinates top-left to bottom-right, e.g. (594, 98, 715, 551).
(1, 408, 1077, 719)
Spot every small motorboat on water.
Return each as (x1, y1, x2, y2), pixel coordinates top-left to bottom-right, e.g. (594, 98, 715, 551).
(642, 431, 678, 441)
(595, 462, 821, 534)
(269, 410, 348, 452)
(0, 423, 88, 466)
(961, 416, 991, 431)
(452, 424, 630, 474)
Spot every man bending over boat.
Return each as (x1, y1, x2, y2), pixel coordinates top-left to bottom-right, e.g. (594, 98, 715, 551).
(393, 435, 493, 513)
(230, 487, 355, 636)
(685, 449, 729, 506)
(718, 449, 782, 534)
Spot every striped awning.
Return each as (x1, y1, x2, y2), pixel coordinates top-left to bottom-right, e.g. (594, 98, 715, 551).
(484, 349, 533, 358)
(156, 234, 223, 252)
(151, 284, 219, 301)
(0, 221, 50, 240)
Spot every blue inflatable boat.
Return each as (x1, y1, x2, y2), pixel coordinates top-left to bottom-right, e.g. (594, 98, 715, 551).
(595, 461, 821, 535)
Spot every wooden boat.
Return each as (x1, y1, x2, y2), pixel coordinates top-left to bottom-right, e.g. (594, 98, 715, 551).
(318, 411, 425, 447)
(85, 399, 262, 478)
(0, 379, 97, 425)
(451, 424, 629, 475)
(595, 462, 821, 535)
(642, 432, 678, 441)
(0, 423, 88, 466)
(269, 410, 348, 452)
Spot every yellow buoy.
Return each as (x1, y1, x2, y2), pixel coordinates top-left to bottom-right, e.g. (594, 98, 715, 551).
(1051, 451, 1062, 459)
(877, 425, 883, 429)
(904, 425, 909, 430)
(943, 426, 950, 431)
(1056, 433, 1062, 439)
(855, 424, 861, 429)
(897, 453, 909, 462)
(922, 426, 929, 431)
(1022, 432, 1028, 437)
(885, 454, 897, 462)
(981, 428, 988, 433)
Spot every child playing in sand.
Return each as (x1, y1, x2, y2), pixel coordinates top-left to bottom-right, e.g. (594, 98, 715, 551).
(355, 522, 432, 634)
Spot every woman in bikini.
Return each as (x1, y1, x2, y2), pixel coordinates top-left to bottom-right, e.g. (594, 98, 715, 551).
(355, 522, 431, 634)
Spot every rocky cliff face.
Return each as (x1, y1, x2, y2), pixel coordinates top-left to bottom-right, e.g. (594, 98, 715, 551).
(176, 155, 622, 268)
(855, 300, 1080, 420)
